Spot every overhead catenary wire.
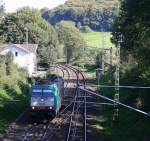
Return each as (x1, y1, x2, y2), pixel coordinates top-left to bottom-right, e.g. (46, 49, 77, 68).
(79, 87, 150, 117)
(94, 85, 150, 89)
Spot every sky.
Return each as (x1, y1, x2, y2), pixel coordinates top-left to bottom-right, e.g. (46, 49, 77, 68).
(3, 0, 68, 13)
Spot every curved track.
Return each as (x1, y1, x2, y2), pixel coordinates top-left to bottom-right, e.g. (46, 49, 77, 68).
(1, 64, 88, 141)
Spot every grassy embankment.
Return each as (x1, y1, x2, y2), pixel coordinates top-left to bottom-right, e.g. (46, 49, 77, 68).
(79, 64, 150, 141)
(79, 31, 150, 141)
(0, 68, 30, 133)
(81, 31, 115, 49)
(80, 31, 115, 83)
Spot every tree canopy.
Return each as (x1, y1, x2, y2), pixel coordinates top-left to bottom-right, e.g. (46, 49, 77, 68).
(42, 0, 119, 31)
(56, 21, 85, 63)
(113, 0, 150, 84)
(0, 7, 59, 66)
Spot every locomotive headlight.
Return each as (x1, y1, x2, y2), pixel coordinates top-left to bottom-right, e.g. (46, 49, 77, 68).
(49, 106, 53, 110)
(41, 98, 44, 102)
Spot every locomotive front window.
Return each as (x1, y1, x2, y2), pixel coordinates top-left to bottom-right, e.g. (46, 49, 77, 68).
(43, 89, 53, 97)
(32, 89, 42, 97)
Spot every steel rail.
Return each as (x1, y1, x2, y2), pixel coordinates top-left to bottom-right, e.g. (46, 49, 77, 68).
(84, 90, 87, 141)
(58, 65, 81, 141)
(40, 124, 51, 141)
(79, 87, 150, 117)
(67, 65, 86, 86)
(56, 64, 70, 90)
(66, 65, 87, 141)
(57, 65, 87, 141)
(55, 64, 80, 141)
(97, 85, 150, 89)
(22, 124, 40, 141)
(59, 101, 84, 126)
(65, 66, 79, 141)
(55, 65, 65, 78)
(22, 65, 71, 141)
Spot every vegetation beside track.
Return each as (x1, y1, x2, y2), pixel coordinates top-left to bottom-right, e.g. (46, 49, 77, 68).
(0, 54, 30, 133)
(78, 64, 150, 141)
(88, 107, 150, 141)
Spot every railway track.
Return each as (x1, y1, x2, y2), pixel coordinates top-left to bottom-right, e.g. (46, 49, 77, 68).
(36, 65, 84, 141)
(2, 64, 85, 141)
(2, 64, 149, 141)
(2, 64, 106, 141)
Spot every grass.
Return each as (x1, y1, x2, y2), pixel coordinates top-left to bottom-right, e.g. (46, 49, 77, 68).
(77, 64, 150, 141)
(80, 64, 96, 78)
(89, 107, 150, 141)
(0, 100, 29, 132)
(81, 31, 115, 48)
(0, 88, 30, 133)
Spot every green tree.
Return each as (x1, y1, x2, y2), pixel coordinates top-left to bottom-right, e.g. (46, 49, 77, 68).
(5, 51, 14, 75)
(42, 0, 118, 31)
(0, 0, 4, 18)
(112, 0, 150, 84)
(0, 55, 6, 78)
(0, 7, 59, 67)
(56, 21, 85, 63)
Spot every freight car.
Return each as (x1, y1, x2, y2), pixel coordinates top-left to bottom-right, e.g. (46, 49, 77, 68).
(30, 75, 64, 119)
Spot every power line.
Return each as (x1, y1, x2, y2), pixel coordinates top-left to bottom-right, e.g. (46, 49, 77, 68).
(79, 87, 150, 117)
(96, 85, 150, 89)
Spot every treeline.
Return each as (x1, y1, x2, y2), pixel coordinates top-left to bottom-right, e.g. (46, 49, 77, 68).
(0, 2, 29, 102)
(113, 0, 150, 85)
(0, 7, 97, 67)
(0, 49, 30, 133)
(112, 0, 150, 110)
(0, 52, 29, 102)
(0, 7, 59, 67)
(42, 0, 119, 31)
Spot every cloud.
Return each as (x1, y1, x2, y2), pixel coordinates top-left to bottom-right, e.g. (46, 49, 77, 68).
(4, 0, 67, 13)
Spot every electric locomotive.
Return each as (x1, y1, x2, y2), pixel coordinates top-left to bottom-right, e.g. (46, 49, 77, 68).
(30, 75, 64, 119)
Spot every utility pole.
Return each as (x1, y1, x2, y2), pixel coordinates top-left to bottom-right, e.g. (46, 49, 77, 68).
(113, 34, 123, 121)
(99, 28, 105, 74)
(66, 47, 67, 64)
(24, 24, 29, 75)
(109, 47, 113, 82)
(113, 0, 122, 121)
(24, 24, 29, 49)
(99, 48, 104, 74)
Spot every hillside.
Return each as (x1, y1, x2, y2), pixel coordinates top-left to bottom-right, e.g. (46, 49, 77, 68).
(42, 0, 119, 31)
(66, 0, 119, 8)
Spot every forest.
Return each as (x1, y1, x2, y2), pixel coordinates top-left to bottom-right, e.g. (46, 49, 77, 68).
(42, 0, 119, 31)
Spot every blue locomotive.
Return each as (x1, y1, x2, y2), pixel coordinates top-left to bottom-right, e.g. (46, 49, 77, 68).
(30, 75, 64, 118)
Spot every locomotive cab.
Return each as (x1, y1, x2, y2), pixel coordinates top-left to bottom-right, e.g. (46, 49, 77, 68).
(31, 84, 56, 117)
(30, 76, 64, 120)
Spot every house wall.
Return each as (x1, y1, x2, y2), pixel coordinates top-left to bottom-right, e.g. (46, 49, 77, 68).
(0, 45, 36, 76)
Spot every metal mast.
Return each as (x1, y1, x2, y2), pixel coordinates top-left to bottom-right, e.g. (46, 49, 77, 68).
(113, 0, 122, 121)
(113, 34, 123, 121)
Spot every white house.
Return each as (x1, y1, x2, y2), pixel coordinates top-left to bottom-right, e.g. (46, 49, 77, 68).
(0, 43, 38, 76)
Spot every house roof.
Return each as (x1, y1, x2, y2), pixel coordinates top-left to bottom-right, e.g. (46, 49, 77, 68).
(2, 43, 38, 53)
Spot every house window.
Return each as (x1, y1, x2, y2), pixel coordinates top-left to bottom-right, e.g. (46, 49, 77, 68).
(15, 52, 18, 57)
